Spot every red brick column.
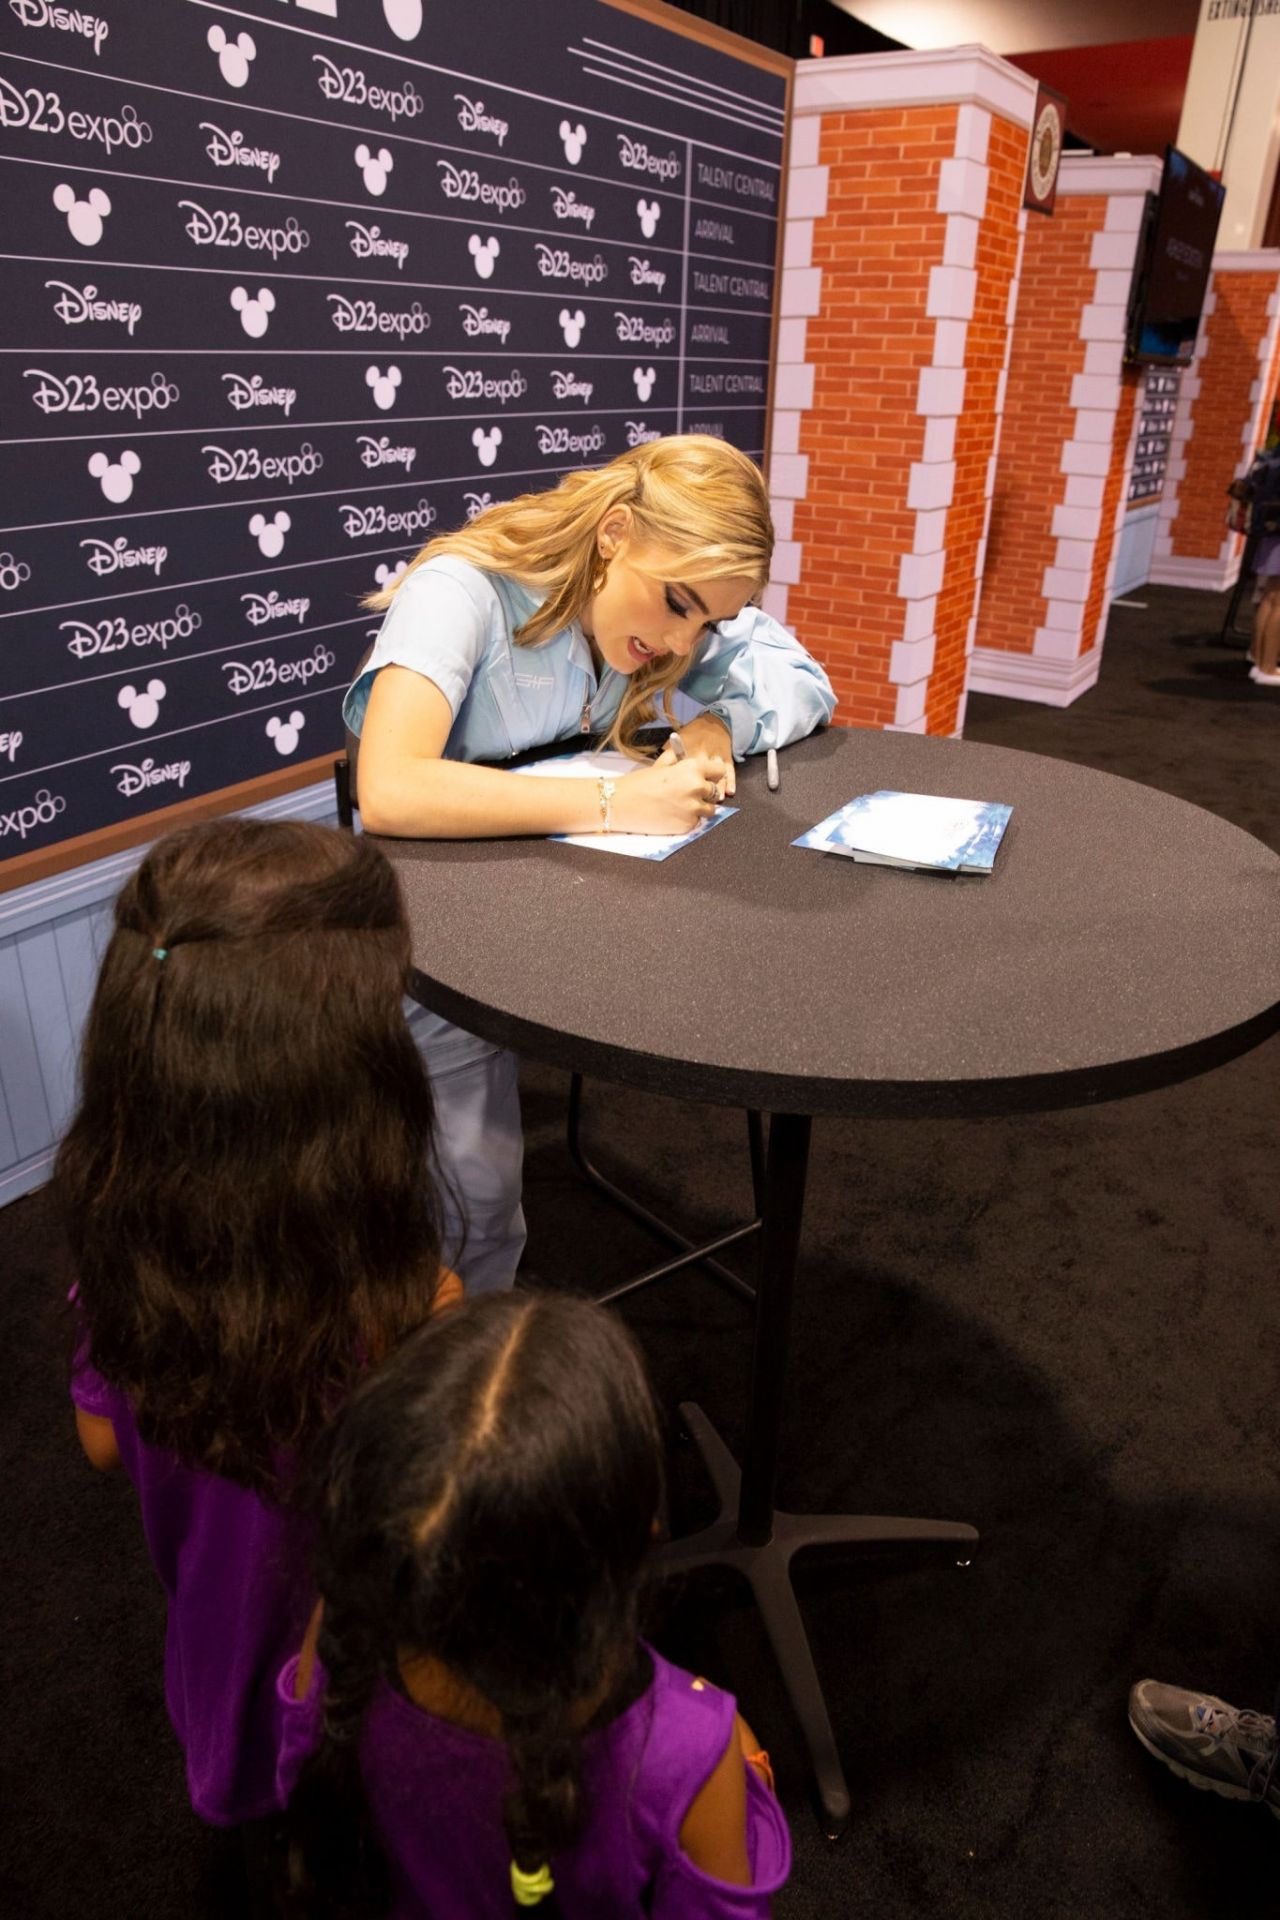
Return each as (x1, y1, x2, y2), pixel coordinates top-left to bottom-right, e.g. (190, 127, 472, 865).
(1151, 252, 1280, 591)
(767, 48, 1035, 733)
(969, 157, 1158, 707)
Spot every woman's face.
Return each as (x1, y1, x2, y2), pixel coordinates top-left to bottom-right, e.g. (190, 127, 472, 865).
(583, 519, 756, 677)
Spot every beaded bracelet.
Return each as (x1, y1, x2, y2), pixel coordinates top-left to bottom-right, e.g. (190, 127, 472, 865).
(597, 776, 616, 833)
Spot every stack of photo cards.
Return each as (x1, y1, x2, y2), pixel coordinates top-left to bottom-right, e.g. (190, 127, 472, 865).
(513, 748, 736, 861)
(794, 790, 1013, 875)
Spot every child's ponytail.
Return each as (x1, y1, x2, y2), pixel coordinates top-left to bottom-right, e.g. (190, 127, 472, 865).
(502, 1703, 581, 1915)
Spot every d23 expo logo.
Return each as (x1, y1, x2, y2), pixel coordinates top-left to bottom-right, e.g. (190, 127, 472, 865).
(180, 200, 310, 260)
(222, 645, 334, 695)
(437, 161, 526, 215)
(202, 442, 323, 487)
(534, 423, 605, 459)
(339, 499, 437, 541)
(535, 245, 606, 288)
(26, 368, 179, 418)
(61, 604, 201, 660)
(613, 312, 675, 349)
(616, 135, 680, 184)
(0, 76, 152, 155)
(328, 293, 430, 341)
(442, 365, 526, 405)
(314, 54, 423, 123)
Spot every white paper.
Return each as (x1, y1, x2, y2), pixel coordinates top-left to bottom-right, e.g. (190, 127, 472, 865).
(513, 749, 736, 860)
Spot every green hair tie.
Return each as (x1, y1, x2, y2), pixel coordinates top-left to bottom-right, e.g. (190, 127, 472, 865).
(152, 948, 168, 962)
(510, 1861, 555, 1907)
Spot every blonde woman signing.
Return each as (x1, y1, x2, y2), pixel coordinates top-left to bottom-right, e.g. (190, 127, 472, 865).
(350, 435, 836, 1292)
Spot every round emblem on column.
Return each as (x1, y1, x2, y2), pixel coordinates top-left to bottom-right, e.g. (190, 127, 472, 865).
(1025, 86, 1067, 214)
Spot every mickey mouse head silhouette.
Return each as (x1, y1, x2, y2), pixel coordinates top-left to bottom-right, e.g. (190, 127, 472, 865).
(559, 120, 587, 166)
(365, 365, 402, 411)
(472, 425, 502, 469)
(636, 198, 660, 239)
(53, 183, 111, 247)
(374, 560, 408, 591)
(118, 679, 166, 729)
(266, 710, 306, 755)
(207, 23, 256, 88)
(382, 0, 423, 38)
(230, 285, 275, 338)
(248, 510, 291, 558)
(88, 449, 141, 504)
(468, 234, 499, 280)
(355, 144, 394, 196)
(632, 366, 656, 403)
(558, 308, 586, 349)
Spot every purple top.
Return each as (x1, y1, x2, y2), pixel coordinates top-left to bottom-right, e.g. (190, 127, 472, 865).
(71, 1354, 314, 1826)
(276, 1643, 791, 1917)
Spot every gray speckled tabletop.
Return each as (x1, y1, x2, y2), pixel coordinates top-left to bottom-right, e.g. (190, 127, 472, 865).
(378, 728, 1280, 1117)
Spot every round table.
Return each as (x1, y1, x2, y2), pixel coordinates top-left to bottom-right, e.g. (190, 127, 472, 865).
(378, 727, 1280, 1831)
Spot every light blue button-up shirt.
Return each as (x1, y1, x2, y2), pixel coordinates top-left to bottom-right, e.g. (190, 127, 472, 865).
(343, 556, 835, 763)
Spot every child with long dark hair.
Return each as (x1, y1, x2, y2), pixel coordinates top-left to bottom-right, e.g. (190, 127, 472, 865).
(278, 1290, 790, 1917)
(58, 818, 455, 1831)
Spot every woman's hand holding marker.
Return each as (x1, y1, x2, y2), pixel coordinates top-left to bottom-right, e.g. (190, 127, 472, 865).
(613, 748, 729, 834)
(657, 713, 736, 795)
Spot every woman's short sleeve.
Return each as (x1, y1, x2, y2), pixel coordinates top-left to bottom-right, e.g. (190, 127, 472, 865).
(343, 562, 495, 737)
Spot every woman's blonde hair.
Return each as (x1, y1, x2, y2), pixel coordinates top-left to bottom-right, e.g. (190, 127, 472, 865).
(364, 435, 773, 752)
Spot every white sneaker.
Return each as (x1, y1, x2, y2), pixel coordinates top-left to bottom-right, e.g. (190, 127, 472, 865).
(1252, 667, 1280, 686)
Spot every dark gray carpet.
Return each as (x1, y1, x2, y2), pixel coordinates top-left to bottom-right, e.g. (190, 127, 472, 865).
(3, 585, 1277, 1917)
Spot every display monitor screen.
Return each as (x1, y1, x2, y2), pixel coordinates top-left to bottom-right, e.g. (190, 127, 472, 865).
(1128, 147, 1225, 366)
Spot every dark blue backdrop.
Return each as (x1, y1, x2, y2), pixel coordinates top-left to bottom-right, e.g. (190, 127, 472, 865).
(0, 0, 785, 862)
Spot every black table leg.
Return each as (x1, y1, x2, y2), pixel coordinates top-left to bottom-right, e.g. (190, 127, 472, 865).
(570, 1073, 760, 1305)
(660, 1111, 980, 1838)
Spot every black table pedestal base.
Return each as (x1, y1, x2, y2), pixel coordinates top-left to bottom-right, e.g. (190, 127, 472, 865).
(664, 1399, 980, 1839)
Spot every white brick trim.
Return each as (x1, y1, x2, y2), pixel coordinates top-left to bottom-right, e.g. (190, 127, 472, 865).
(967, 644, 1101, 706)
(1207, 248, 1280, 273)
(1032, 179, 1147, 656)
(1157, 260, 1280, 566)
(794, 45, 1038, 129)
(1147, 551, 1243, 591)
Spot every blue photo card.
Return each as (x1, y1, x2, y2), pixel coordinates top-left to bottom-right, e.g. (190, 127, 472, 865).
(794, 790, 1013, 874)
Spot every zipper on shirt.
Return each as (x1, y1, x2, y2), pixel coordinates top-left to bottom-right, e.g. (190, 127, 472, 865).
(580, 691, 591, 734)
